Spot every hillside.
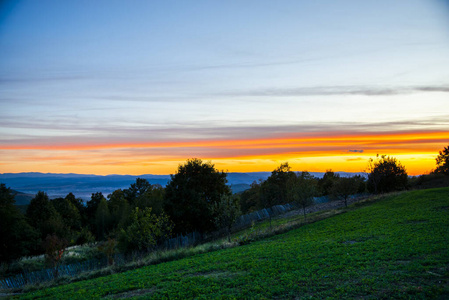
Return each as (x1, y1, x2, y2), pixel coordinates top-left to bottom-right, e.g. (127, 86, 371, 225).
(17, 188, 449, 299)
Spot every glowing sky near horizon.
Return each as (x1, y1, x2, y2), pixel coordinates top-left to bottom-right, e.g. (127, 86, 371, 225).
(1, 0, 449, 175)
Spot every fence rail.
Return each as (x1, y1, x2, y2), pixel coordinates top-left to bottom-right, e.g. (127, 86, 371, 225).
(0, 259, 107, 289)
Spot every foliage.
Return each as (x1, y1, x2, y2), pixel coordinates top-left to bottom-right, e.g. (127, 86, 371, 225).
(287, 171, 316, 218)
(107, 189, 131, 232)
(260, 162, 295, 207)
(118, 207, 173, 253)
(164, 158, 231, 234)
(26, 191, 66, 241)
(239, 180, 261, 214)
(20, 188, 449, 299)
(75, 227, 95, 245)
(318, 169, 340, 196)
(95, 197, 111, 240)
(433, 145, 449, 175)
(367, 155, 408, 193)
(138, 184, 165, 214)
(409, 173, 449, 190)
(64, 193, 85, 218)
(51, 197, 82, 237)
(42, 234, 68, 278)
(0, 184, 39, 262)
(123, 178, 152, 205)
(259, 163, 296, 227)
(85, 192, 106, 233)
(331, 176, 359, 207)
(212, 194, 241, 242)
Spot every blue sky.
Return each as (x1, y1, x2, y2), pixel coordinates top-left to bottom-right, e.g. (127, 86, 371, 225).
(1, 0, 449, 175)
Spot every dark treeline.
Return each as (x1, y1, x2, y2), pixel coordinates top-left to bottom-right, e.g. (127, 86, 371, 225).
(1, 146, 448, 266)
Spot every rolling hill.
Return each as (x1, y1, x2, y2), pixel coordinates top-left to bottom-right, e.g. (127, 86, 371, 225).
(17, 188, 449, 299)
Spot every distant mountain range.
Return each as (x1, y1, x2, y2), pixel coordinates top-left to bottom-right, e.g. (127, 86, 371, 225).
(0, 171, 367, 203)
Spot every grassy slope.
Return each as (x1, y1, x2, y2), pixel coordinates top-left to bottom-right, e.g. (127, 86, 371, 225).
(18, 188, 449, 299)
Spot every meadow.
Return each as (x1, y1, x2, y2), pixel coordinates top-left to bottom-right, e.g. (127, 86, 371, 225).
(15, 188, 449, 299)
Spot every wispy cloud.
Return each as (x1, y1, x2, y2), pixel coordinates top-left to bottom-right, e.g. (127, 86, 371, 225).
(222, 84, 449, 97)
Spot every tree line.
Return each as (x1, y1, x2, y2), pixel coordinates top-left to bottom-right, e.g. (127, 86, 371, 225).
(1, 146, 448, 265)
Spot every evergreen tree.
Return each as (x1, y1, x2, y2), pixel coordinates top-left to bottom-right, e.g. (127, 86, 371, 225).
(0, 184, 39, 262)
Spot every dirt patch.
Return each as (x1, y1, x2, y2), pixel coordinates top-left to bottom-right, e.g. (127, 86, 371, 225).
(105, 288, 156, 299)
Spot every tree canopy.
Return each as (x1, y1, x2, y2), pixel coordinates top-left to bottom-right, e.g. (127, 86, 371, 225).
(433, 145, 449, 175)
(367, 155, 408, 193)
(287, 171, 316, 218)
(164, 158, 231, 234)
(0, 184, 39, 262)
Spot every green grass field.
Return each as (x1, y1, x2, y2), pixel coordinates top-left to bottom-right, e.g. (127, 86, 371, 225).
(16, 188, 449, 299)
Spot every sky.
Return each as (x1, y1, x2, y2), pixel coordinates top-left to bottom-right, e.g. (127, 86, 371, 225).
(1, 0, 449, 176)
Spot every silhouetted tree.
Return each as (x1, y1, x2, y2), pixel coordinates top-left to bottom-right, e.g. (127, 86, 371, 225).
(26, 191, 66, 241)
(65, 192, 85, 214)
(318, 169, 339, 196)
(259, 163, 296, 227)
(108, 189, 131, 232)
(367, 155, 408, 193)
(240, 180, 262, 214)
(288, 172, 316, 219)
(164, 158, 231, 234)
(124, 178, 152, 206)
(0, 184, 39, 262)
(95, 197, 111, 240)
(433, 145, 449, 175)
(331, 176, 359, 207)
(85, 192, 106, 233)
(51, 197, 82, 232)
(262, 163, 295, 205)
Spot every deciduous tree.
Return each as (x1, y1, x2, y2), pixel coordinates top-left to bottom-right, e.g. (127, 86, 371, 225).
(331, 176, 359, 207)
(26, 191, 66, 240)
(212, 194, 241, 242)
(367, 155, 408, 194)
(164, 158, 231, 234)
(433, 145, 449, 175)
(318, 170, 339, 196)
(288, 172, 316, 219)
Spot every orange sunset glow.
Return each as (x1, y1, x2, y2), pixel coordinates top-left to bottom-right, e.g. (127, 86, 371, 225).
(1, 130, 446, 176)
